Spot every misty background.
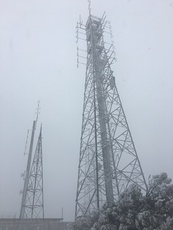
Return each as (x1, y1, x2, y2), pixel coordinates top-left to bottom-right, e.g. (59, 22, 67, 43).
(0, 0, 173, 221)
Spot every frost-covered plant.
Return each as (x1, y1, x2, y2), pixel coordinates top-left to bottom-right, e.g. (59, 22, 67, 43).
(71, 173, 173, 230)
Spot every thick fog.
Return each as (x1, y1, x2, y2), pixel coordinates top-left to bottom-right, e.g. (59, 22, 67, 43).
(0, 0, 173, 221)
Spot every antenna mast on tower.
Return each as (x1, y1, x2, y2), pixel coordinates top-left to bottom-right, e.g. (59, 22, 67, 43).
(75, 7, 147, 218)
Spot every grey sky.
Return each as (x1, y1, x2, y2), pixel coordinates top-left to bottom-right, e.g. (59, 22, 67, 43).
(0, 0, 173, 221)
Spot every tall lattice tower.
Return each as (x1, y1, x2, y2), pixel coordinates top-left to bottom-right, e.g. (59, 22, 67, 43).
(20, 105, 44, 223)
(75, 12, 148, 218)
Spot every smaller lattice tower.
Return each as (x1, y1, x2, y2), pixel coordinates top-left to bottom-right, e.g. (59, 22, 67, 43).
(19, 104, 44, 226)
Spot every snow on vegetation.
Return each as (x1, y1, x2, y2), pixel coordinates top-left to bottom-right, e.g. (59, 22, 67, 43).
(70, 172, 173, 230)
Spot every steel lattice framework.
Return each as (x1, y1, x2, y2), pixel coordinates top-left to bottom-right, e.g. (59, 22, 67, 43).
(19, 118, 44, 230)
(20, 126, 44, 219)
(75, 14, 147, 218)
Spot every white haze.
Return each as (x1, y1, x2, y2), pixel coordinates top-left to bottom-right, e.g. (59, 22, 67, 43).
(0, 0, 173, 221)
